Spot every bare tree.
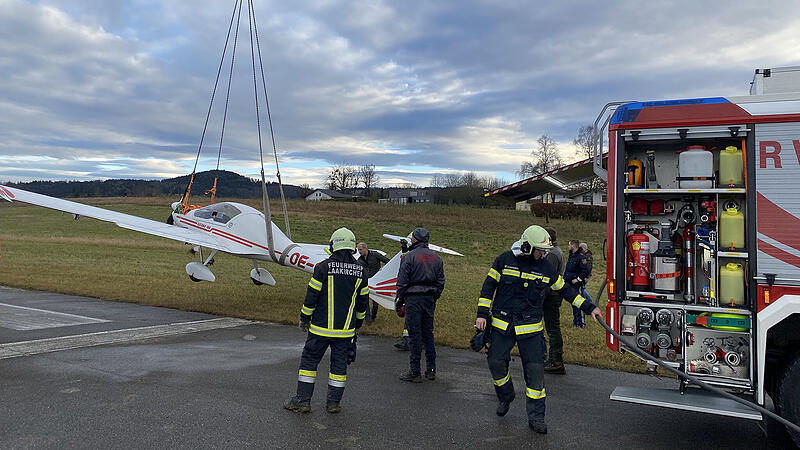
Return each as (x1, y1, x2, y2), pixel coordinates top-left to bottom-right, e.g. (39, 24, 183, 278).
(327, 164, 359, 191)
(572, 125, 605, 204)
(358, 164, 380, 195)
(429, 173, 445, 187)
(518, 134, 564, 177)
(573, 125, 599, 160)
(485, 176, 509, 190)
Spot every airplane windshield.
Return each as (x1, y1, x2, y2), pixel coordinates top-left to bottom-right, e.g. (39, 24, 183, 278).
(193, 203, 242, 224)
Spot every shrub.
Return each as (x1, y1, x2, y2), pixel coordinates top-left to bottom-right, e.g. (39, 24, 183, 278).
(530, 202, 606, 222)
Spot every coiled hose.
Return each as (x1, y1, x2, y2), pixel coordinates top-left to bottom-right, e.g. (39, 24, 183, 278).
(593, 281, 800, 435)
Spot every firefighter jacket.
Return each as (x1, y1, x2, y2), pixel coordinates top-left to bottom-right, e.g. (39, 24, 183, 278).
(564, 248, 591, 286)
(300, 250, 370, 338)
(397, 242, 445, 300)
(477, 250, 596, 338)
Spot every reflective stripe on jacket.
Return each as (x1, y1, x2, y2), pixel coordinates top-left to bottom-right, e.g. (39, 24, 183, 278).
(301, 250, 370, 338)
(476, 250, 595, 336)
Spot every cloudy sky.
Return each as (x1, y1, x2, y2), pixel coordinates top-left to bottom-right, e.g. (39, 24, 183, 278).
(1, 0, 798, 188)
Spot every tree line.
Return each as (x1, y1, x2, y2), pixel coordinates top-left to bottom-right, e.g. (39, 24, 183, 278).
(6, 170, 310, 199)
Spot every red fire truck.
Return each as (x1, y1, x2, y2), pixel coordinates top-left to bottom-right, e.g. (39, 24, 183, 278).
(593, 66, 800, 444)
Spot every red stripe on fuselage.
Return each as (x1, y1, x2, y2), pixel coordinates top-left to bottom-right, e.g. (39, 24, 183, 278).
(373, 290, 396, 296)
(376, 278, 397, 286)
(177, 216, 282, 254)
(0, 186, 14, 199)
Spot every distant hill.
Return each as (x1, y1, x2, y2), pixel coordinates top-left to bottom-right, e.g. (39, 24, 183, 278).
(5, 170, 311, 199)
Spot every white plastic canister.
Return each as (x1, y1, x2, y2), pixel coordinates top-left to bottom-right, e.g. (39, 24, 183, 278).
(678, 145, 714, 188)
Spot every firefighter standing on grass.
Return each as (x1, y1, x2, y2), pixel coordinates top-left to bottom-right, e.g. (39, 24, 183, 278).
(397, 228, 445, 382)
(475, 225, 602, 434)
(284, 227, 369, 414)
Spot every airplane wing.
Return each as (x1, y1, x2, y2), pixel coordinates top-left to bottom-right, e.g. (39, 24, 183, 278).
(367, 251, 402, 309)
(0, 184, 224, 251)
(382, 233, 464, 256)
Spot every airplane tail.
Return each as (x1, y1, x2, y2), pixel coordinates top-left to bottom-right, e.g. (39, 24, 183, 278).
(368, 251, 402, 309)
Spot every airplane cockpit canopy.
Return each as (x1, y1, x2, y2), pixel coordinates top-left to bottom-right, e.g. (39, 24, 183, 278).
(193, 203, 242, 224)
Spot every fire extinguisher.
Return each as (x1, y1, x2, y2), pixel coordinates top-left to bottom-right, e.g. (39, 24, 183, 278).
(627, 229, 651, 290)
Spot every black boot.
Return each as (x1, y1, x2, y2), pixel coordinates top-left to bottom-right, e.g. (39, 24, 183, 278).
(394, 336, 410, 351)
(283, 397, 311, 413)
(496, 401, 511, 416)
(326, 401, 341, 414)
(399, 370, 422, 383)
(544, 361, 566, 375)
(529, 419, 547, 434)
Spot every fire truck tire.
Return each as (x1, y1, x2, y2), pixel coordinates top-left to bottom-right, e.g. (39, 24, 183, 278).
(778, 352, 800, 446)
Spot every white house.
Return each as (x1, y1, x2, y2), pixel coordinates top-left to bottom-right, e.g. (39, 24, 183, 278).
(305, 189, 359, 201)
(552, 190, 607, 206)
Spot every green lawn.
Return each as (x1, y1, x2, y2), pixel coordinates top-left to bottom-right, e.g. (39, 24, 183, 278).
(0, 196, 644, 373)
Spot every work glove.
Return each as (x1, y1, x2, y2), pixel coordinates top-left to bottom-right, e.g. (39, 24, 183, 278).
(299, 320, 310, 332)
(345, 335, 358, 365)
(394, 297, 406, 318)
(400, 238, 408, 253)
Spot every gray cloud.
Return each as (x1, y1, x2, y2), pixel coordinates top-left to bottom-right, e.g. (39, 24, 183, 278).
(1, 0, 799, 187)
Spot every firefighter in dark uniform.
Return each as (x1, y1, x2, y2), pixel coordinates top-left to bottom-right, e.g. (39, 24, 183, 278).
(397, 228, 445, 382)
(284, 227, 369, 414)
(475, 225, 602, 434)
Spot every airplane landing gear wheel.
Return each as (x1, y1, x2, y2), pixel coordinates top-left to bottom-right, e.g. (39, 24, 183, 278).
(189, 275, 202, 282)
(166, 215, 174, 225)
(779, 352, 800, 446)
(251, 277, 264, 286)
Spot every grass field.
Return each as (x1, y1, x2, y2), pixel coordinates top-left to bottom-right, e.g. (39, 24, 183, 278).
(0, 196, 644, 373)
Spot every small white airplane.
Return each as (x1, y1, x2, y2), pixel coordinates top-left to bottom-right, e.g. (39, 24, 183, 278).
(0, 184, 462, 309)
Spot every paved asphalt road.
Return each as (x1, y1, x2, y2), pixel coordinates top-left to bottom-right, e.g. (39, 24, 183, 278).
(0, 287, 795, 449)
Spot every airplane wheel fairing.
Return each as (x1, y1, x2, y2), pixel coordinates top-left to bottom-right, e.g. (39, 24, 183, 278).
(249, 268, 276, 286)
(185, 262, 216, 282)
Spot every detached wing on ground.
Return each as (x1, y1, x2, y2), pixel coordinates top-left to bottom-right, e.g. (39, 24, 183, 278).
(0, 185, 246, 254)
(381, 233, 464, 256)
(368, 251, 402, 309)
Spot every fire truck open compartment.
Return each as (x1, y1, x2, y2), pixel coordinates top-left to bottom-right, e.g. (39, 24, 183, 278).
(616, 124, 755, 390)
(595, 75, 800, 444)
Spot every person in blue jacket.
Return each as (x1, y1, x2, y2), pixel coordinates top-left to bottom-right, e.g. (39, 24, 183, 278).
(564, 240, 592, 328)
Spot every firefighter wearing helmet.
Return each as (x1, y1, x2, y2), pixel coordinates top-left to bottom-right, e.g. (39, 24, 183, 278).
(284, 227, 369, 414)
(475, 225, 602, 434)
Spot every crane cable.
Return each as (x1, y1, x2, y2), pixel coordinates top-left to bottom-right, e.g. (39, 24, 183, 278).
(249, 0, 291, 239)
(208, 0, 245, 205)
(593, 281, 800, 435)
(178, 0, 241, 214)
(245, 0, 278, 263)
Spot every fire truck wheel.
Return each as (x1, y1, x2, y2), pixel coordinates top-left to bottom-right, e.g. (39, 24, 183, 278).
(778, 352, 800, 446)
